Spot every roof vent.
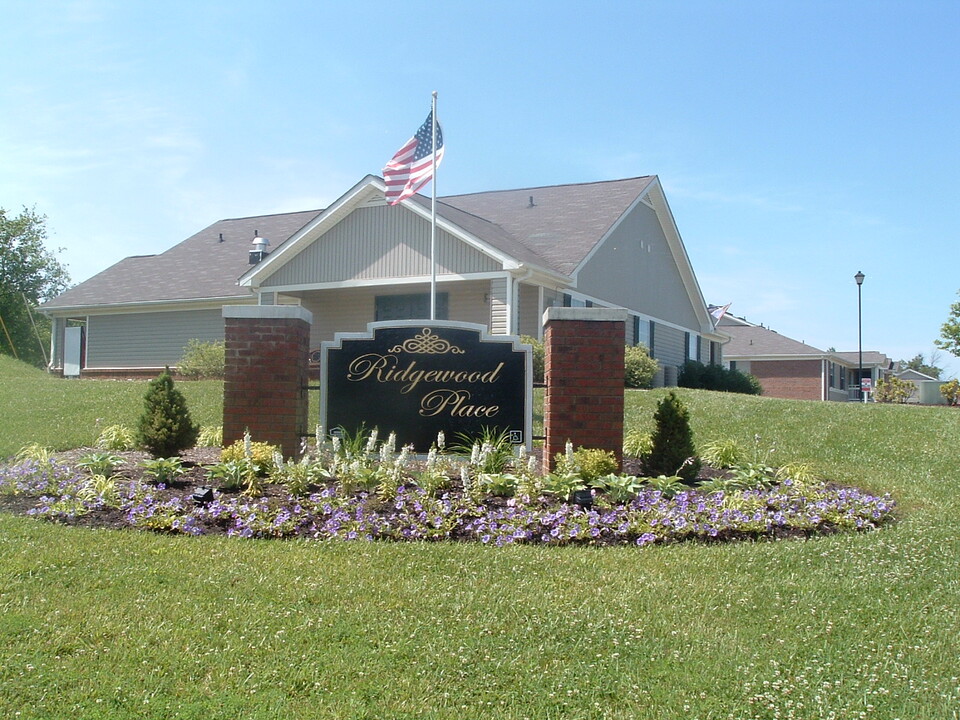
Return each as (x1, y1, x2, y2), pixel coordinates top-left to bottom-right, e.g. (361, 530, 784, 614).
(249, 231, 270, 265)
(218, 233, 224, 243)
(527, 195, 535, 208)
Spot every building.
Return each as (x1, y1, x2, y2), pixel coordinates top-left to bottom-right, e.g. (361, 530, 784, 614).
(42, 175, 724, 381)
(718, 314, 890, 401)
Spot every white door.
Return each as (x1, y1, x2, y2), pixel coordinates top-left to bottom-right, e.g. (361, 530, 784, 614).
(64, 326, 82, 377)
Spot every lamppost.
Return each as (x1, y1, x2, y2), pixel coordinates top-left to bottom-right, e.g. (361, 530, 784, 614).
(855, 271, 865, 401)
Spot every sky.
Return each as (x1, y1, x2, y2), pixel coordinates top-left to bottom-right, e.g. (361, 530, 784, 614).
(2, 0, 959, 377)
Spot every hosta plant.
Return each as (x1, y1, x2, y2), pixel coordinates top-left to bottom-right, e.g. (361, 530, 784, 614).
(141, 457, 187, 484)
(206, 459, 259, 495)
(77, 451, 124, 476)
(594, 473, 645, 503)
(642, 474, 687, 498)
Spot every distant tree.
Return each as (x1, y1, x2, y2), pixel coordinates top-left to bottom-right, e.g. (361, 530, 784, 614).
(935, 291, 960, 358)
(0, 207, 70, 367)
(899, 352, 942, 380)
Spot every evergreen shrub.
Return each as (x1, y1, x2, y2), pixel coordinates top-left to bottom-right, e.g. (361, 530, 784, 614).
(136, 368, 200, 458)
(641, 391, 701, 482)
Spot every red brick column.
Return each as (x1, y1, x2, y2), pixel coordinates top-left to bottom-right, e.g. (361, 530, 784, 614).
(222, 306, 312, 459)
(543, 308, 627, 471)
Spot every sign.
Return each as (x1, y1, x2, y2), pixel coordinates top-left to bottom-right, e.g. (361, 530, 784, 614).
(321, 321, 532, 452)
(861, 377, 872, 392)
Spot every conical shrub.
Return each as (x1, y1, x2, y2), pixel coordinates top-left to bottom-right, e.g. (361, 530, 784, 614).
(641, 391, 701, 482)
(136, 368, 199, 458)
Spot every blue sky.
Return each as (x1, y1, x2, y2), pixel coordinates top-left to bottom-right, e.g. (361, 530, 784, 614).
(2, 1, 959, 376)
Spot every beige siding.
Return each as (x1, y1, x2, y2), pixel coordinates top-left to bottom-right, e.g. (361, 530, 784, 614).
(263, 205, 500, 287)
(576, 202, 700, 329)
(86, 309, 224, 368)
(489, 277, 508, 335)
(300, 281, 492, 349)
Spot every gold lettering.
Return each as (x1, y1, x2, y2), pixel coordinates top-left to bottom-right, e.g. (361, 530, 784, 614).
(347, 353, 395, 381)
(419, 389, 500, 418)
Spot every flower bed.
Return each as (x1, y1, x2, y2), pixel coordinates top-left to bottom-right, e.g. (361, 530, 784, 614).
(0, 455, 897, 547)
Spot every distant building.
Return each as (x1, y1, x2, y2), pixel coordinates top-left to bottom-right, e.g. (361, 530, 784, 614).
(718, 314, 890, 401)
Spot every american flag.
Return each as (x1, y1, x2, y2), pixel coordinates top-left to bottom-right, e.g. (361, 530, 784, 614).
(383, 109, 444, 205)
(709, 303, 731, 322)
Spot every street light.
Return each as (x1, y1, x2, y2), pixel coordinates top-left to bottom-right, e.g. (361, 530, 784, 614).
(855, 271, 865, 401)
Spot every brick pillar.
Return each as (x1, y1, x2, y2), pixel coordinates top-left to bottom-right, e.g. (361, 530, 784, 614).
(222, 306, 312, 459)
(543, 308, 626, 472)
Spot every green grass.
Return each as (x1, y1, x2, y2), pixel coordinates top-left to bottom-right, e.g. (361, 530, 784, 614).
(2, 356, 960, 718)
(0, 355, 223, 458)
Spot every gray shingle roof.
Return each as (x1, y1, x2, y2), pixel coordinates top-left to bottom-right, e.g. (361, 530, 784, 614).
(440, 176, 656, 276)
(723, 325, 826, 357)
(43, 176, 657, 311)
(42, 209, 322, 310)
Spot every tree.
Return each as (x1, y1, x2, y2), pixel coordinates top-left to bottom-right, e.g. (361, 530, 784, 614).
(0, 207, 70, 367)
(935, 291, 960, 358)
(899, 352, 943, 380)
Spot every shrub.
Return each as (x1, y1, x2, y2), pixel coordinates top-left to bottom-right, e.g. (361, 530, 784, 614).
(679, 360, 761, 395)
(874, 376, 914, 404)
(625, 344, 658, 388)
(221, 436, 281, 476)
(520, 335, 544, 383)
(571, 447, 618, 485)
(177, 339, 225, 379)
(641, 391, 701, 482)
(941, 379, 960, 406)
(136, 368, 200, 458)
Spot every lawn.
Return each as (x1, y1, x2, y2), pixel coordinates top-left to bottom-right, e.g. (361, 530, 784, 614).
(1, 356, 959, 719)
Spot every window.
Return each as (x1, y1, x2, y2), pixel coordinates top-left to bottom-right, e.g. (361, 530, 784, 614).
(562, 293, 587, 308)
(634, 317, 651, 349)
(375, 293, 448, 321)
(685, 332, 699, 362)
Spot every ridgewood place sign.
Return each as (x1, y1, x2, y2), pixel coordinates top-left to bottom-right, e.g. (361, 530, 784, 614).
(320, 322, 532, 452)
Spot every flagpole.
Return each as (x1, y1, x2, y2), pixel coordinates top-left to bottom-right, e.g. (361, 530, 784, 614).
(430, 90, 438, 321)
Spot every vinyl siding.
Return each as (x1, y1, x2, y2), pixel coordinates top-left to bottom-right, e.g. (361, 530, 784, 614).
(489, 277, 509, 335)
(576, 201, 700, 330)
(652, 322, 685, 369)
(262, 205, 500, 287)
(300, 281, 492, 350)
(86, 309, 224, 368)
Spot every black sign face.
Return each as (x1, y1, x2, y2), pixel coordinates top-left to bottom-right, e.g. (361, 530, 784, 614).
(321, 322, 531, 452)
